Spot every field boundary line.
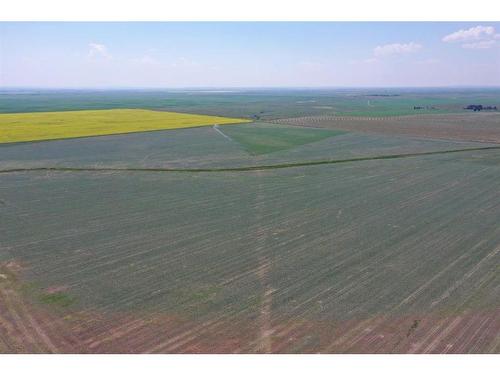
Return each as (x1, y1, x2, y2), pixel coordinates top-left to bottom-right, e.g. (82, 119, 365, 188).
(1, 146, 499, 174)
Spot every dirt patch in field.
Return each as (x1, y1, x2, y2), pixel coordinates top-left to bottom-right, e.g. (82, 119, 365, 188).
(270, 311, 499, 353)
(0, 261, 80, 353)
(1, 261, 498, 353)
(272, 113, 500, 144)
(45, 285, 70, 295)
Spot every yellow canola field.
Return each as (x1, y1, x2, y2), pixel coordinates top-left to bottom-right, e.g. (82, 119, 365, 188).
(0, 109, 250, 144)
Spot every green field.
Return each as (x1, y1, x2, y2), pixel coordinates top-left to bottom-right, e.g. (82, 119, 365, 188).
(0, 109, 249, 144)
(1, 148, 499, 353)
(1, 122, 495, 171)
(2, 88, 500, 119)
(218, 123, 345, 154)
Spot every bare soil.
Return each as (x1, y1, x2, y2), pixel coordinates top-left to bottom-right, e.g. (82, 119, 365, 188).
(1, 262, 497, 353)
(272, 113, 500, 144)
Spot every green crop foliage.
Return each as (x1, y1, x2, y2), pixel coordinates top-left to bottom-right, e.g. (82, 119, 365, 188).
(40, 292, 75, 307)
(219, 123, 345, 154)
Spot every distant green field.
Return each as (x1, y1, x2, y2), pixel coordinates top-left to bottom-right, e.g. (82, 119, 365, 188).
(2, 88, 499, 119)
(219, 123, 345, 154)
(0, 109, 249, 143)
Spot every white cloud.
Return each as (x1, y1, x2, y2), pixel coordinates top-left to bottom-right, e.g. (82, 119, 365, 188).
(87, 43, 111, 59)
(373, 42, 422, 57)
(442, 26, 495, 43)
(442, 26, 499, 49)
(353, 43, 421, 65)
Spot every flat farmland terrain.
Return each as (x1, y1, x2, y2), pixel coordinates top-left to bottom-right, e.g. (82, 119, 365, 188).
(273, 113, 500, 144)
(3, 88, 500, 119)
(1, 123, 497, 171)
(215, 123, 345, 155)
(1, 88, 499, 353)
(1, 148, 499, 353)
(0, 109, 249, 144)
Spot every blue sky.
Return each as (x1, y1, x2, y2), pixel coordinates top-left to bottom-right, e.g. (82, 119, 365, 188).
(1, 22, 499, 87)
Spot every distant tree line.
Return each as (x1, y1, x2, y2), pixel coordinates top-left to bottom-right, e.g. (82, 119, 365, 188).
(367, 94, 400, 97)
(464, 105, 498, 112)
(414, 106, 437, 110)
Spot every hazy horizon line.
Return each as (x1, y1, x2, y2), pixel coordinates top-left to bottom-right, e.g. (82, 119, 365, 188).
(3, 85, 500, 91)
